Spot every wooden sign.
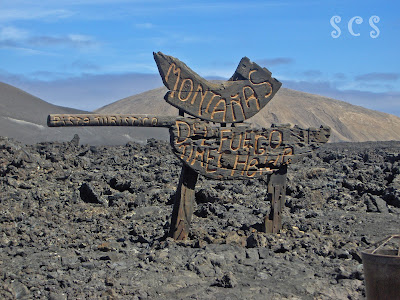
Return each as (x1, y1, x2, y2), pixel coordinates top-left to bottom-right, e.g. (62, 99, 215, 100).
(154, 52, 282, 123)
(48, 114, 176, 128)
(48, 114, 331, 180)
(169, 119, 330, 180)
(47, 51, 331, 239)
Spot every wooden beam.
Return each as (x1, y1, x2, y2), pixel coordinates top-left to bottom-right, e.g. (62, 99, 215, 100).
(265, 165, 287, 233)
(169, 164, 198, 240)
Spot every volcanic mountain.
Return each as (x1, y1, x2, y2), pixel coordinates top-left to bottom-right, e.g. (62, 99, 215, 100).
(96, 86, 400, 143)
(2, 81, 400, 144)
(0, 82, 168, 145)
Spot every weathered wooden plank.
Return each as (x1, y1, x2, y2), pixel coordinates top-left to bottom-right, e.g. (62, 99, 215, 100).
(169, 148, 199, 240)
(47, 114, 178, 127)
(265, 166, 287, 233)
(169, 110, 198, 240)
(154, 52, 282, 123)
(169, 119, 330, 180)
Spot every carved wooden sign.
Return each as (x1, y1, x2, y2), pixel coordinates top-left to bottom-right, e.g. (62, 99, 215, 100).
(169, 119, 330, 179)
(153, 52, 282, 123)
(48, 114, 330, 180)
(47, 51, 331, 239)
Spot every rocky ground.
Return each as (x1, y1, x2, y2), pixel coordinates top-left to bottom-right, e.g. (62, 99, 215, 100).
(1, 136, 400, 299)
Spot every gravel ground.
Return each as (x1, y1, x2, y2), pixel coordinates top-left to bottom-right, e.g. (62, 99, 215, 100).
(1, 136, 400, 299)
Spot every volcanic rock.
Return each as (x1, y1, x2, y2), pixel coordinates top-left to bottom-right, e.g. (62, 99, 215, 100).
(1, 136, 400, 298)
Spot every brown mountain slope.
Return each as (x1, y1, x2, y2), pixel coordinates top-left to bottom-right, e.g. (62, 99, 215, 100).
(0, 82, 168, 145)
(95, 86, 400, 142)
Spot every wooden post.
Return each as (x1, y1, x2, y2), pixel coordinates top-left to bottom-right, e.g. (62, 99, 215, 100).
(265, 166, 287, 233)
(169, 109, 198, 240)
(169, 164, 198, 240)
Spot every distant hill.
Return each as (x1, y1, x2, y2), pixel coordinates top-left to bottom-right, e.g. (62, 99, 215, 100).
(2, 80, 400, 145)
(0, 82, 168, 145)
(95, 86, 400, 143)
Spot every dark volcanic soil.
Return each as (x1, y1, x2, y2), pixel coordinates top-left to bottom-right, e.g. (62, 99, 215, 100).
(1, 137, 400, 299)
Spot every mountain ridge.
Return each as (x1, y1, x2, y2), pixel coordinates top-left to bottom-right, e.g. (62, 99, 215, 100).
(1, 81, 400, 144)
(0, 82, 168, 145)
(95, 86, 400, 143)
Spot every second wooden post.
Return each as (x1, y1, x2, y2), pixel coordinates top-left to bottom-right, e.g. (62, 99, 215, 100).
(265, 166, 287, 234)
(169, 164, 198, 240)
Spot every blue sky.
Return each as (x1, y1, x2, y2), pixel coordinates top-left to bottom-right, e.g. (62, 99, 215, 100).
(1, 0, 399, 115)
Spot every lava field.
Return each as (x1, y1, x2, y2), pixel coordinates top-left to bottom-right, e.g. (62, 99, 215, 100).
(1, 136, 400, 299)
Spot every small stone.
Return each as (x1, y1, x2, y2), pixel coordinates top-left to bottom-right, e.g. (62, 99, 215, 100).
(81, 262, 96, 269)
(362, 193, 389, 213)
(49, 292, 68, 300)
(79, 182, 108, 206)
(105, 276, 114, 287)
(246, 233, 260, 248)
(97, 241, 119, 252)
(70, 134, 80, 146)
(11, 281, 30, 300)
(258, 247, 270, 259)
(226, 231, 246, 246)
(336, 249, 351, 259)
(246, 248, 260, 260)
(215, 272, 238, 288)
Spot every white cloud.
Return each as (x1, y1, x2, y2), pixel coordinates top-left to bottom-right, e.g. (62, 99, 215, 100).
(283, 79, 400, 116)
(0, 28, 55, 55)
(135, 23, 155, 29)
(0, 25, 98, 53)
(257, 57, 294, 66)
(68, 34, 98, 47)
(70, 60, 100, 71)
(146, 31, 211, 48)
(3, 0, 292, 21)
(8, 47, 53, 56)
(0, 9, 73, 21)
(7, 0, 154, 5)
(355, 72, 400, 82)
(27, 33, 99, 49)
(0, 26, 28, 40)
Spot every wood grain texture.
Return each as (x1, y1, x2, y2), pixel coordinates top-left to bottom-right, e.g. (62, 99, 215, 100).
(47, 114, 177, 127)
(169, 149, 199, 240)
(154, 52, 282, 123)
(264, 166, 287, 233)
(47, 114, 331, 180)
(169, 119, 330, 180)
